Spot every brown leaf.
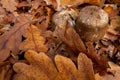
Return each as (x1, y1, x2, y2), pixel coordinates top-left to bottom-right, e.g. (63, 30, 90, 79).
(59, 0, 84, 6)
(0, 61, 10, 67)
(0, 15, 30, 61)
(55, 53, 95, 80)
(1, 0, 18, 12)
(54, 0, 104, 10)
(31, 0, 43, 10)
(55, 23, 86, 54)
(96, 62, 120, 80)
(0, 64, 13, 80)
(17, 1, 31, 8)
(85, 0, 105, 6)
(86, 42, 108, 75)
(95, 73, 103, 80)
(106, 0, 120, 5)
(103, 16, 120, 42)
(19, 25, 48, 53)
(13, 50, 95, 80)
(86, 42, 101, 64)
(104, 4, 118, 18)
(55, 54, 78, 80)
(78, 53, 95, 80)
(44, 0, 57, 9)
(13, 50, 58, 80)
(31, 6, 52, 32)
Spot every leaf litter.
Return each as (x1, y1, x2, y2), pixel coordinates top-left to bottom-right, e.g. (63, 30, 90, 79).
(0, 0, 120, 80)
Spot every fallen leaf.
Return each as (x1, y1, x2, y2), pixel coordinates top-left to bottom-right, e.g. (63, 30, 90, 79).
(17, 1, 31, 8)
(104, 4, 118, 17)
(55, 54, 78, 80)
(0, 61, 10, 67)
(85, 0, 105, 6)
(96, 61, 120, 80)
(0, 64, 13, 80)
(13, 50, 58, 80)
(31, 0, 44, 10)
(106, 0, 120, 5)
(53, 0, 104, 10)
(44, 0, 57, 9)
(95, 73, 103, 80)
(54, 22, 86, 54)
(86, 42, 108, 75)
(77, 53, 95, 80)
(13, 50, 95, 80)
(19, 25, 48, 53)
(86, 42, 101, 64)
(31, 6, 52, 32)
(103, 16, 120, 42)
(1, 0, 18, 12)
(0, 15, 30, 61)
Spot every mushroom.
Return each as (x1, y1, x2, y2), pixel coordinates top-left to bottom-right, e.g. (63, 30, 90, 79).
(52, 8, 78, 28)
(52, 8, 79, 45)
(75, 6, 109, 42)
(52, 8, 87, 53)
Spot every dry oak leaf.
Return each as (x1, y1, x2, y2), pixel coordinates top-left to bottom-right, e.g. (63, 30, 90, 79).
(31, 0, 44, 10)
(54, 23, 86, 54)
(31, 6, 51, 32)
(86, 42, 108, 75)
(0, 63, 13, 80)
(0, 15, 30, 61)
(19, 25, 48, 52)
(13, 50, 95, 80)
(1, 0, 18, 12)
(44, 0, 57, 9)
(13, 50, 58, 80)
(96, 61, 120, 80)
(49, 0, 104, 10)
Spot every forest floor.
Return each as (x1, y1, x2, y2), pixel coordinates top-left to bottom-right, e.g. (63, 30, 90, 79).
(0, 0, 120, 80)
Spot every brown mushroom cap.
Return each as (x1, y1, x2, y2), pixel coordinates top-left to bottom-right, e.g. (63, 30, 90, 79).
(75, 6, 109, 42)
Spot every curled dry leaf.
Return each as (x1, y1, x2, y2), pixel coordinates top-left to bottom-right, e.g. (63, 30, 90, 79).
(54, 22, 86, 54)
(0, 61, 10, 67)
(19, 25, 48, 53)
(86, 42, 101, 64)
(13, 50, 95, 80)
(77, 53, 95, 80)
(86, 42, 108, 75)
(1, 0, 18, 12)
(96, 62, 120, 80)
(0, 15, 30, 61)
